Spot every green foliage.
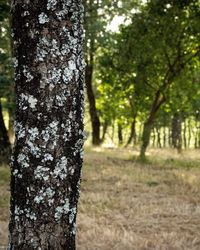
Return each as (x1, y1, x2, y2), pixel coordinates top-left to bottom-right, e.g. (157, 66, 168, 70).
(94, 0, 200, 149)
(0, 0, 14, 111)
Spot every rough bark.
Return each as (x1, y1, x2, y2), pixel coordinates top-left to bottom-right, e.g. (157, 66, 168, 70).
(8, 0, 85, 249)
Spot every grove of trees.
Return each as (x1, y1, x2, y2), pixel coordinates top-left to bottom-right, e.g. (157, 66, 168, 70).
(1, 0, 199, 160)
(0, 0, 199, 247)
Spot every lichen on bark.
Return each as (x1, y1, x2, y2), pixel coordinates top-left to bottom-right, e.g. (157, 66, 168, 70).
(8, 0, 85, 249)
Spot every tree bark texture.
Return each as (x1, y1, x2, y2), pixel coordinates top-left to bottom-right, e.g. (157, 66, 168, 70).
(9, 0, 85, 249)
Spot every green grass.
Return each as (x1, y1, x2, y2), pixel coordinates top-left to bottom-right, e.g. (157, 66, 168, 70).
(0, 166, 10, 185)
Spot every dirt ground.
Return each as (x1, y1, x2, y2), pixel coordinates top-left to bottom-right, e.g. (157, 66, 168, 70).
(1, 147, 200, 249)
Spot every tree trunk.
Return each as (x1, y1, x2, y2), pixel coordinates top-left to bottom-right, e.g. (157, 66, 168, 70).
(163, 126, 166, 148)
(126, 115, 137, 147)
(156, 127, 162, 148)
(8, 1, 85, 249)
(183, 120, 187, 149)
(85, 63, 101, 145)
(171, 113, 182, 152)
(0, 98, 10, 153)
(168, 126, 172, 147)
(140, 90, 166, 158)
(188, 119, 191, 148)
(140, 120, 152, 159)
(117, 123, 123, 145)
(101, 120, 108, 143)
(152, 127, 156, 147)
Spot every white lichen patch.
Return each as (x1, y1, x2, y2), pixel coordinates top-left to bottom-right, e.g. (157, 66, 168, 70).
(14, 122, 26, 139)
(23, 65, 34, 82)
(47, 0, 57, 10)
(23, 208, 37, 220)
(23, 11, 30, 16)
(38, 13, 49, 24)
(28, 95, 37, 109)
(13, 169, 19, 176)
(13, 57, 18, 68)
(49, 67, 62, 85)
(41, 130, 50, 142)
(28, 127, 39, 141)
(52, 156, 68, 179)
(17, 153, 29, 168)
(55, 199, 70, 220)
(69, 207, 76, 224)
(62, 64, 74, 83)
(34, 187, 55, 205)
(43, 153, 54, 162)
(34, 165, 49, 180)
(72, 222, 76, 235)
(34, 195, 43, 204)
(27, 141, 41, 157)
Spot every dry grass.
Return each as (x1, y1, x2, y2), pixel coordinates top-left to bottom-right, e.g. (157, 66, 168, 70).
(1, 148, 200, 249)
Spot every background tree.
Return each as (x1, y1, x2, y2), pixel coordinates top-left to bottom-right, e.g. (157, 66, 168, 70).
(112, 0, 200, 158)
(0, 0, 12, 156)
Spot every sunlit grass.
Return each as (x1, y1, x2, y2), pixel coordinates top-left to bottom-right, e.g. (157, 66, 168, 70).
(1, 148, 200, 249)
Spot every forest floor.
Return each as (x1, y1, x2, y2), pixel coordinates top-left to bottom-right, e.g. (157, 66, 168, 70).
(0, 147, 200, 249)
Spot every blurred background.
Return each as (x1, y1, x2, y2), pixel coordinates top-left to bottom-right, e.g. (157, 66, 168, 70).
(0, 0, 200, 249)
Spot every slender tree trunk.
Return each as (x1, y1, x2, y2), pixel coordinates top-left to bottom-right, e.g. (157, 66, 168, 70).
(0, 98, 10, 152)
(7, 97, 15, 144)
(117, 123, 123, 145)
(152, 127, 156, 147)
(8, 1, 85, 249)
(198, 121, 200, 148)
(101, 120, 108, 143)
(171, 113, 182, 152)
(126, 115, 137, 147)
(156, 127, 162, 148)
(111, 121, 115, 142)
(140, 90, 166, 158)
(183, 120, 187, 149)
(168, 126, 172, 147)
(163, 126, 166, 148)
(85, 63, 101, 145)
(188, 119, 191, 148)
(140, 120, 152, 158)
(84, 0, 101, 146)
